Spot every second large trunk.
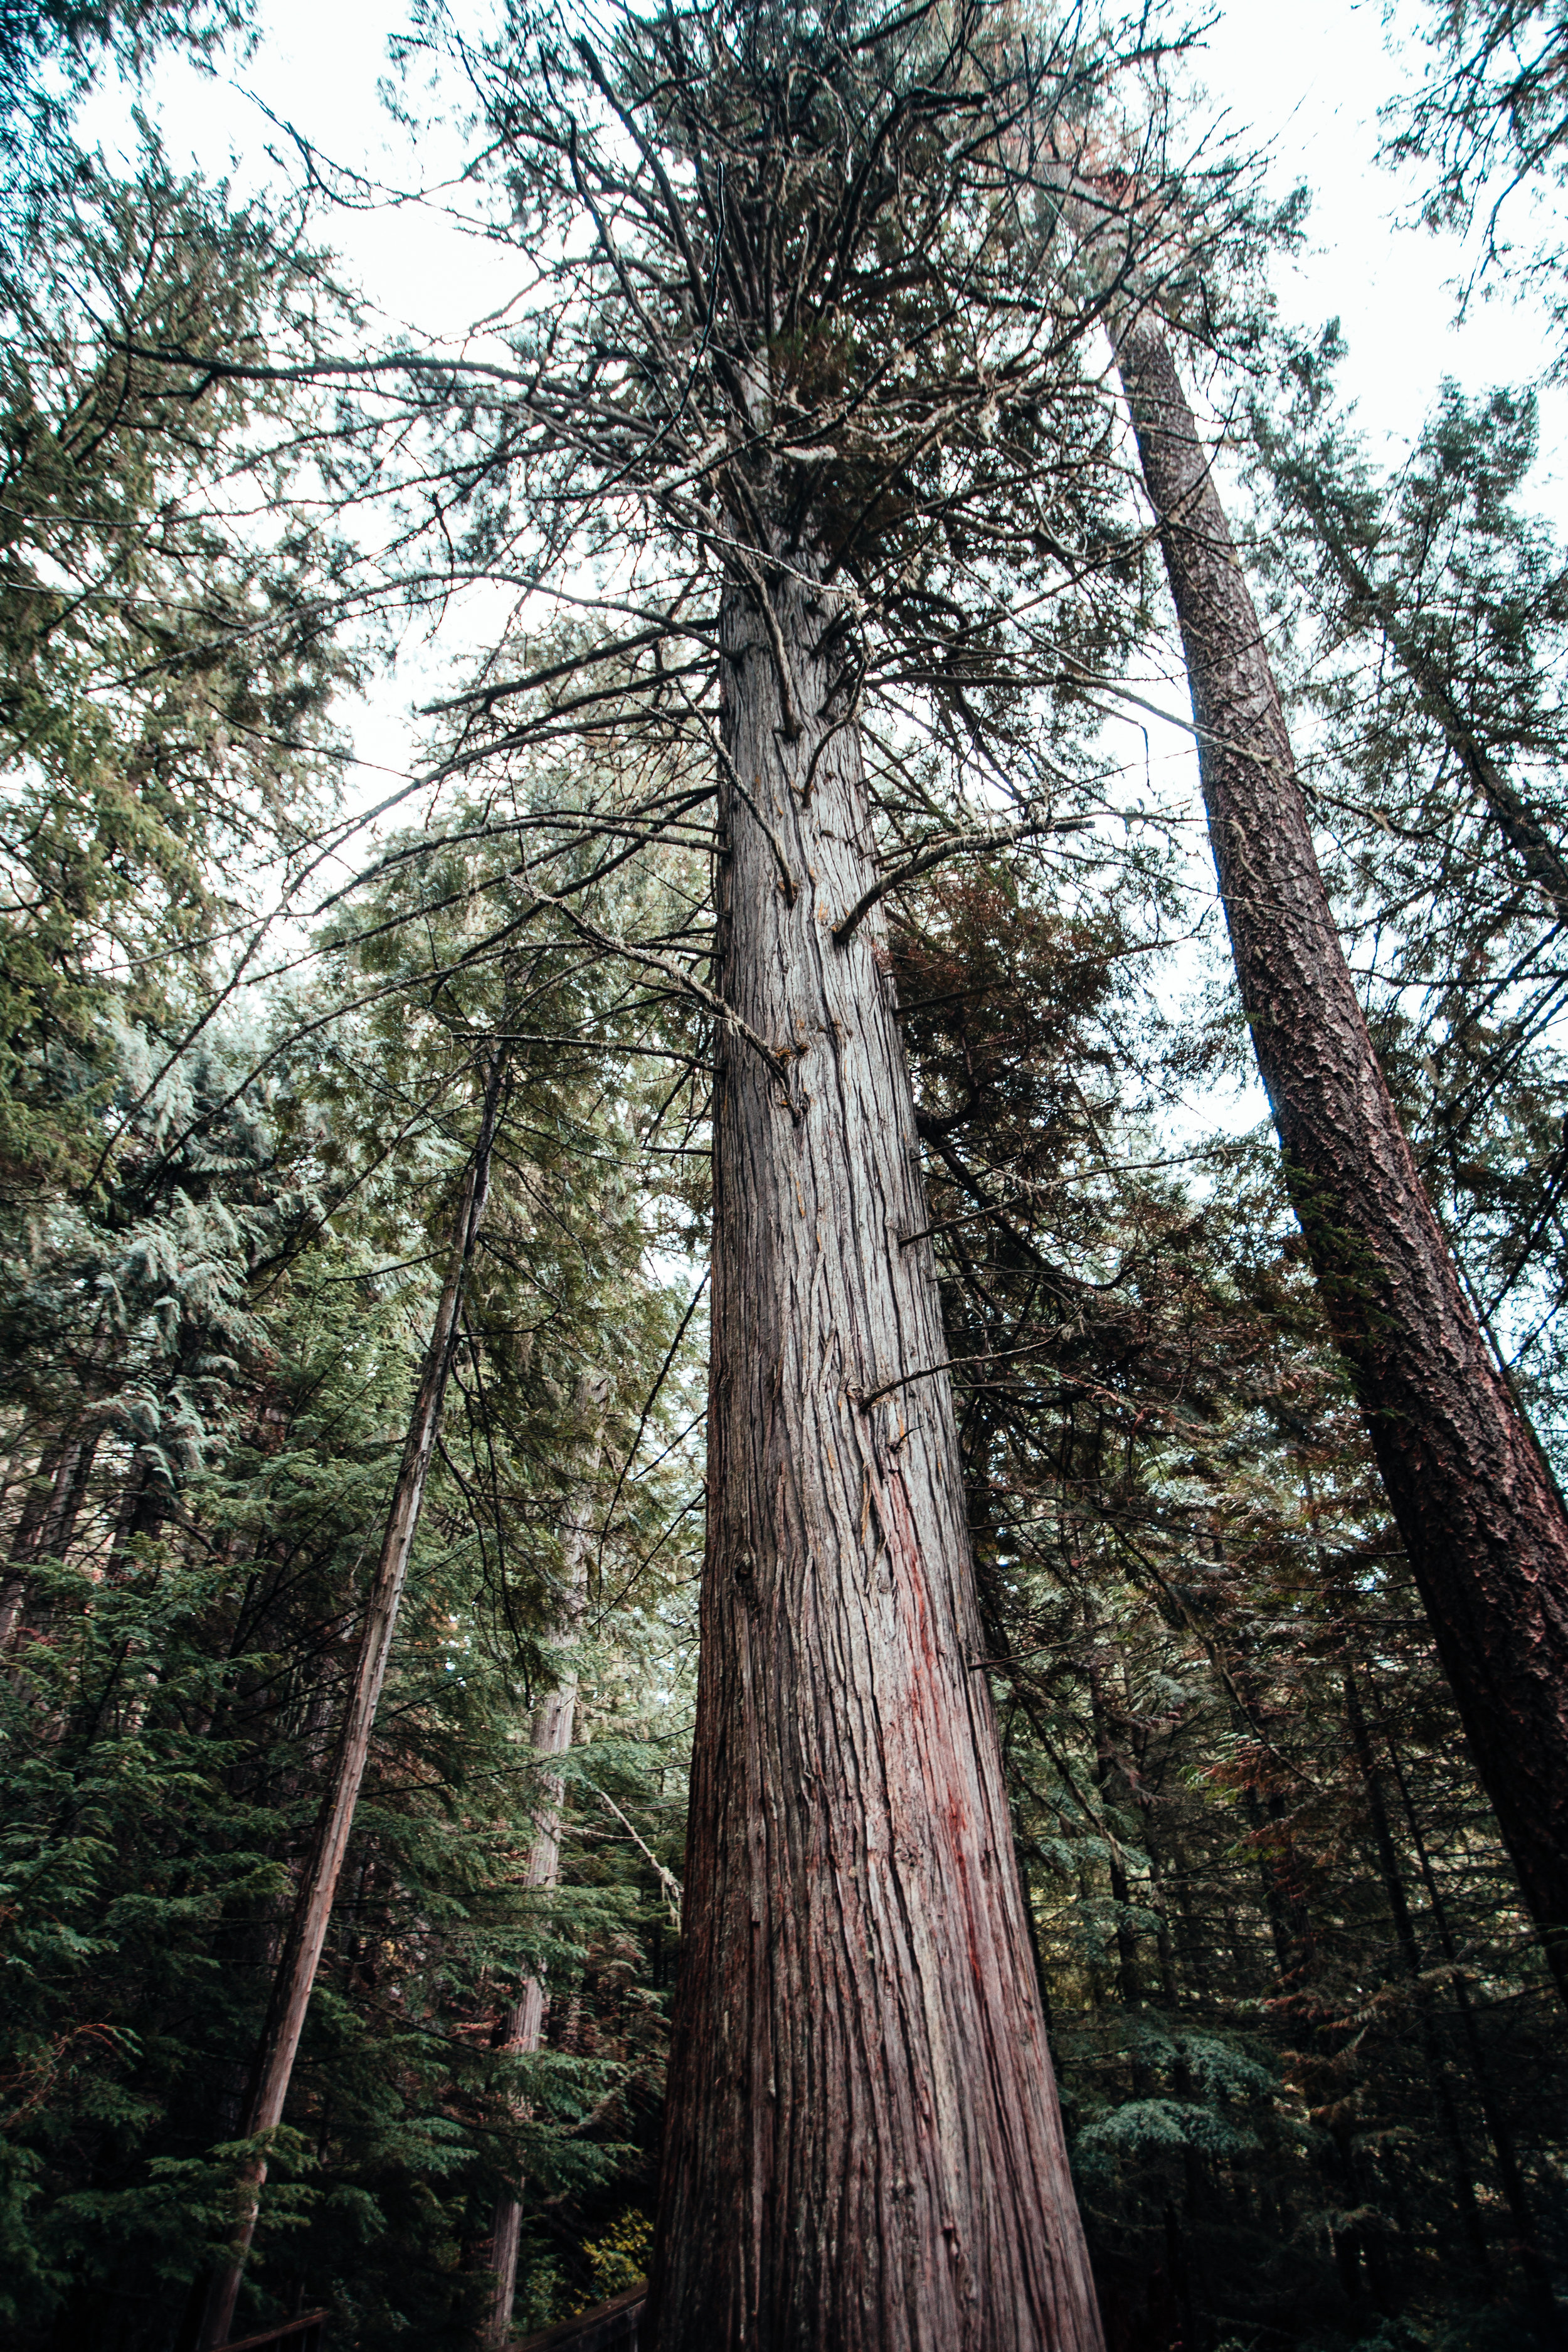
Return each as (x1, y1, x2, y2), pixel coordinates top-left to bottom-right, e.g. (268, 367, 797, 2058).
(1117, 317, 1568, 2001)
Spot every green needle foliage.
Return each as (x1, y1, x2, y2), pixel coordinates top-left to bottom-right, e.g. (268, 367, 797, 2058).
(1245, 331, 1568, 1448)
(0, 936, 701, 2344)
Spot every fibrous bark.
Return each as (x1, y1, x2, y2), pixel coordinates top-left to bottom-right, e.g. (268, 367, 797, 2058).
(646, 556, 1103, 2352)
(1117, 317, 1568, 2002)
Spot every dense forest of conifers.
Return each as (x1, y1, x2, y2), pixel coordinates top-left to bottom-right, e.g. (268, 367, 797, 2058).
(4, 1, 1568, 2348)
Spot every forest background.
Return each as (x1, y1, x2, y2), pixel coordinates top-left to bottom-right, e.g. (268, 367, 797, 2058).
(5, 1, 1568, 2349)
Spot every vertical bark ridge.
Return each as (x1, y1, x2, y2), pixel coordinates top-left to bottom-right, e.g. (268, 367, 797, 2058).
(1116, 316, 1568, 2003)
(648, 556, 1103, 2352)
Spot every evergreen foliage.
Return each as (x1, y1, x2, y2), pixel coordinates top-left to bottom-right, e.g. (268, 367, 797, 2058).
(3, 1, 1567, 2346)
(893, 862, 1568, 2348)
(1384, 1, 1568, 346)
(1247, 342, 1568, 1447)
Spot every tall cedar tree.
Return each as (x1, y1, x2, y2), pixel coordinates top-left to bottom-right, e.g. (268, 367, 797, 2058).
(1099, 294, 1568, 2001)
(253, 1, 1266, 2341)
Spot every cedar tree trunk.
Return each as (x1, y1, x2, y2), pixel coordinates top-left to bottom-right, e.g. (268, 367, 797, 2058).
(1117, 316, 1568, 2001)
(646, 553, 1103, 2352)
(193, 1048, 505, 2350)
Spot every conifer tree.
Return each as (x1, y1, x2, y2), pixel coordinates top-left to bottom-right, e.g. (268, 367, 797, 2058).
(1104, 300, 1568, 2008)
(1246, 358, 1568, 1428)
(1020, 122, 1568, 2004)
(283, 4, 1239, 2336)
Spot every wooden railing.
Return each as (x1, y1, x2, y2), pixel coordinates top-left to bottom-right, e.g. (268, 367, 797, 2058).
(516, 2280, 647, 2352)
(219, 2313, 329, 2352)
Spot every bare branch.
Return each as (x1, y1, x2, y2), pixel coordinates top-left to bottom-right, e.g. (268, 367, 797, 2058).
(830, 815, 1085, 945)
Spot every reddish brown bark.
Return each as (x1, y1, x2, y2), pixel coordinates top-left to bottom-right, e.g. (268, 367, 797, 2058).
(646, 555, 1103, 2352)
(1116, 317, 1568, 2003)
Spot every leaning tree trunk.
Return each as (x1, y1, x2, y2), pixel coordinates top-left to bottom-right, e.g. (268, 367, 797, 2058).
(474, 1375, 607, 2352)
(646, 552, 1103, 2352)
(192, 1046, 506, 2351)
(1116, 316, 1568, 2003)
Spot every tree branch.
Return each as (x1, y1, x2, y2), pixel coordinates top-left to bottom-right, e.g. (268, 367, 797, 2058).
(831, 813, 1081, 945)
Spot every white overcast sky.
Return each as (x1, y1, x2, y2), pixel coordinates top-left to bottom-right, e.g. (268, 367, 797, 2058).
(76, 0, 1568, 1148)
(85, 0, 1568, 747)
(97, 1, 1565, 438)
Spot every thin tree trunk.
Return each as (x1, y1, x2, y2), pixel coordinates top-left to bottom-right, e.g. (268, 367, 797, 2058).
(647, 553, 1103, 2352)
(1375, 1678, 1562, 2334)
(1084, 1610, 1142, 2018)
(1342, 1666, 1494, 2286)
(1273, 457, 1568, 924)
(0, 1424, 97, 1647)
(1116, 317, 1568, 2005)
(192, 1045, 506, 2351)
(474, 1375, 607, 2352)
